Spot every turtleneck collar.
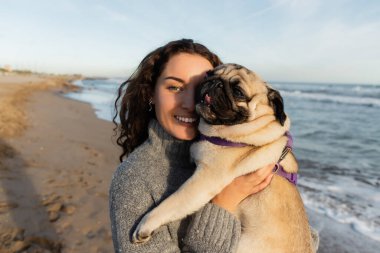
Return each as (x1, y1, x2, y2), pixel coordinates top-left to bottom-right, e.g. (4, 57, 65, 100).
(147, 119, 193, 168)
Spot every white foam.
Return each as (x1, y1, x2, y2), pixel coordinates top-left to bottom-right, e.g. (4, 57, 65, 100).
(326, 185, 342, 192)
(303, 193, 380, 242)
(281, 90, 380, 107)
(65, 86, 115, 122)
(352, 221, 380, 242)
(299, 175, 380, 242)
(72, 79, 85, 87)
(370, 193, 380, 202)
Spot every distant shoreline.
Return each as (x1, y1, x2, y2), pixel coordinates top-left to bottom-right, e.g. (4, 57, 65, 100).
(270, 80, 380, 86)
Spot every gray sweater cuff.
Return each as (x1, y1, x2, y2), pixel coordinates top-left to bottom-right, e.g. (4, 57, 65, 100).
(183, 203, 241, 253)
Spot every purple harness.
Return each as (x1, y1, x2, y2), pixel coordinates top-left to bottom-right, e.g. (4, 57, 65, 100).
(198, 134, 248, 147)
(198, 131, 298, 185)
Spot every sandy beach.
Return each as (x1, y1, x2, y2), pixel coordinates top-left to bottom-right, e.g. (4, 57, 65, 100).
(1, 74, 379, 253)
(0, 74, 118, 252)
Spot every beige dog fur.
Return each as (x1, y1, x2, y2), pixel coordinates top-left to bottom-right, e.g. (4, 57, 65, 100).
(132, 64, 318, 253)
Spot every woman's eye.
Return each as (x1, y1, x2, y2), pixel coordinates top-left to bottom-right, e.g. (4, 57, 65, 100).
(168, 86, 183, 92)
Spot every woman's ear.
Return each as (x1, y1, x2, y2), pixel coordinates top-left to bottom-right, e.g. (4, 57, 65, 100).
(147, 95, 154, 112)
(267, 87, 286, 126)
(150, 88, 156, 104)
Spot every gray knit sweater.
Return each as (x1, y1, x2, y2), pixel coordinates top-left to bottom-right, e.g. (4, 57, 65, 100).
(109, 119, 241, 253)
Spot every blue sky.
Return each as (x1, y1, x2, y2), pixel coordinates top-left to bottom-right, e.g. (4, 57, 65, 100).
(0, 0, 379, 84)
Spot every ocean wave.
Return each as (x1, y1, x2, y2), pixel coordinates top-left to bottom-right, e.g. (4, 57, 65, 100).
(301, 191, 380, 242)
(104, 78, 125, 84)
(64, 89, 115, 121)
(351, 85, 380, 97)
(72, 79, 85, 87)
(281, 90, 380, 107)
(299, 174, 380, 242)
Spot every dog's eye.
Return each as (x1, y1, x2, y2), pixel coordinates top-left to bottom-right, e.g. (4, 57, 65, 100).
(230, 79, 240, 86)
(233, 87, 245, 99)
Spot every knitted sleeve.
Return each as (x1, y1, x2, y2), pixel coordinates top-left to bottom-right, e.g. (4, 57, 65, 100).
(109, 162, 181, 253)
(109, 163, 241, 253)
(182, 203, 242, 252)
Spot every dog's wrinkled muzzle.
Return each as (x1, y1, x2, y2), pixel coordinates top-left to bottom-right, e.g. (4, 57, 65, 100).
(209, 79, 223, 89)
(200, 78, 223, 103)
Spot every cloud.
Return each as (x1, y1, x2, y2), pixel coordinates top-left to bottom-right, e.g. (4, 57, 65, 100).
(94, 4, 129, 23)
(247, 0, 291, 18)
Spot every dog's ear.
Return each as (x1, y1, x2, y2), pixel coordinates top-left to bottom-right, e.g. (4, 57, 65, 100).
(267, 87, 286, 126)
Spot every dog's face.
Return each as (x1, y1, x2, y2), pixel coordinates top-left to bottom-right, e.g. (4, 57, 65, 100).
(195, 64, 286, 126)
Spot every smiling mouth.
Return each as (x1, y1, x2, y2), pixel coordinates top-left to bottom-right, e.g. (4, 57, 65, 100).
(175, 115, 198, 123)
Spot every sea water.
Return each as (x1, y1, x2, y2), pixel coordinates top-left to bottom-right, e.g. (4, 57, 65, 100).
(67, 79, 122, 121)
(274, 82, 380, 242)
(66, 79, 380, 242)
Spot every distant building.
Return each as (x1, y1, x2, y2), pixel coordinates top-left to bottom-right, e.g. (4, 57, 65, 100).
(3, 64, 12, 72)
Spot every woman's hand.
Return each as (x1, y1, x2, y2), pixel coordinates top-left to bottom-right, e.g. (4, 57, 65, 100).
(211, 164, 275, 213)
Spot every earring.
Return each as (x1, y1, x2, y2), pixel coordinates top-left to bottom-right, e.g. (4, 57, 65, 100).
(148, 98, 153, 112)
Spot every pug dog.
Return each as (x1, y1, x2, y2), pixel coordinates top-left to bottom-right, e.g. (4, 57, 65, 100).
(132, 64, 318, 253)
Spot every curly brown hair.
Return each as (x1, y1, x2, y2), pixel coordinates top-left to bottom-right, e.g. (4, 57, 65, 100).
(113, 39, 222, 161)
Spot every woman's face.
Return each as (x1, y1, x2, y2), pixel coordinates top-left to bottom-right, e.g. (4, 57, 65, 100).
(153, 53, 213, 140)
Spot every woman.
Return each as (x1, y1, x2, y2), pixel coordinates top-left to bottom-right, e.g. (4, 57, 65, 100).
(110, 39, 274, 253)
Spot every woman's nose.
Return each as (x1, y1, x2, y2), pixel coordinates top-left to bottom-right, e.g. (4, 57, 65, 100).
(181, 89, 195, 111)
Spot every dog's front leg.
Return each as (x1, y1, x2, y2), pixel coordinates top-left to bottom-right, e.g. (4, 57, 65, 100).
(132, 163, 232, 244)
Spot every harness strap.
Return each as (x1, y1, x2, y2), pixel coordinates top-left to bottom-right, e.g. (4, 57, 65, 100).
(272, 163, 298, 185)
(198, 131, 298, 185)
(198, 134, 248, 147)
(274, 131, 297, 185)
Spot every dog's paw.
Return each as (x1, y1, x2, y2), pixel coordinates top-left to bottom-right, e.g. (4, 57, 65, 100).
(132, 215, 154, 244)
(132, 226, 152, 244)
